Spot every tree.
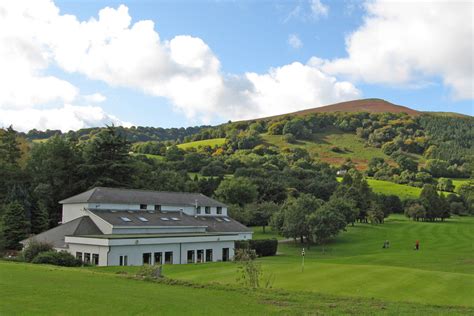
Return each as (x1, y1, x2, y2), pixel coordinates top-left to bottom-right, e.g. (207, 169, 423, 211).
(326, 197, 358, 226)
(247, 202, 277, 233)
(404, 201, 426, 221)
(214, 177, 257, 207)
(0, 126, 21, 164)
(307, 203, 346, 251)
(272, 194, 323, 243)
(81, 126, 134, 188)
(2, 201, 30, 250)
(437, 178, 455, 192)
(419, 184, 442, 221)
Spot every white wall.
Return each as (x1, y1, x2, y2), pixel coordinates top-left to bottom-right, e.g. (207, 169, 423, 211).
(107, 240, 235, 266)
(62, 203, 88, 223)
(67, 243, 109, 266)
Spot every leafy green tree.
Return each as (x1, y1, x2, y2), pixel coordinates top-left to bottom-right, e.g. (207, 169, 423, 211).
(81, 126, 134, 188)
(215, 177, 257, 207)
(272, 194, 323, 243)
(404, 202, 426, 221)
(419, 184, 442, 221)
(326, 197, 358, 226)
(246, 202, 278, 233)
(307, 203, 346, 251)
(28, 136, 84, 227)
(2, 201, 30, 250)
(437, 178, 455, 192)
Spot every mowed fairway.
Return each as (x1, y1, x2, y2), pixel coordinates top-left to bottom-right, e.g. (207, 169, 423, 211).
(163, 215, 474, 307)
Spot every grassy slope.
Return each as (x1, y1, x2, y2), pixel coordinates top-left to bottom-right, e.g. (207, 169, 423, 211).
(367, 178, 422, 200)
(262, 129, 395, 170)
(178, 138, 226, 150)
(159, 215, 474, 307)
(3, 262, 472, 315)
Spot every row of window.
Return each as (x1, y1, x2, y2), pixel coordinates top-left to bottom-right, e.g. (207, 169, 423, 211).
(139, 204, 161, 211)
(76, 252, 99, 265)
(119, 248, 230, 266)
(196, 206, 222, 215)
(119, 216, 180, 223)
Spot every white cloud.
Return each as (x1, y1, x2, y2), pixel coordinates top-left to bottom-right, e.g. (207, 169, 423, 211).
(83, 93, 107, 103)
(310, 0, 329, 18)
(0, 104, 131, 132)
(288, 34, 303, 49)
(322, 0, 474, 99)
(0, 0, 360, 128)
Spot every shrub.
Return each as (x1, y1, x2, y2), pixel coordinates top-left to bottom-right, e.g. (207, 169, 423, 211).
(32, 250, 82, 267)
(282, 133, 296, 144)
(235, 239, 278, 257)
(330, 146, 344, 153)
(136, 264, 162, 279)
(21, 241, 53, 262)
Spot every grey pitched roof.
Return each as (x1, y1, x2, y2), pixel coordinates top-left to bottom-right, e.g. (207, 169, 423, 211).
(90, 210, 252, 233)
(59, 187, 226, 207)
(21, 216, 103, 248)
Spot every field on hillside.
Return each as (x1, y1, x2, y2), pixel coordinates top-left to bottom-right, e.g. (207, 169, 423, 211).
(178, 138, 226, 150)
(262, 129, 395, 170)
(158, 215, 474, 307)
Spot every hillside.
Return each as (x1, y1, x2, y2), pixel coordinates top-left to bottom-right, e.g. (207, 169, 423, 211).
(253, 98, 422, 121)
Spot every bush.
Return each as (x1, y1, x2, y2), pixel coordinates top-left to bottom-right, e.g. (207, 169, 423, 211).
(21, 241, 53, 262)
(32, 250, 82, 267)
(235, 239, 278, 257)
(282, 133, 296, 144)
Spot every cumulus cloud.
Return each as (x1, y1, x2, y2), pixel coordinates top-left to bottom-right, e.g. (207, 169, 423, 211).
(322, 1, 474, 99)
(0, 0, 359, 128)
(285, 0, 329, 22)
(288, 34, 303, 49)
(0, 104, 131, 132)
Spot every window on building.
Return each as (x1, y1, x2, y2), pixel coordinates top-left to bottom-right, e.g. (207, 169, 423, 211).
(119, 255, 128, 266)
(140, 204, 147, 210)
(222, 248, 229, 262)
(216, 207, 222, 214)
(120, 216, 132, 222)
(187, 250, 195, 264)
(196, 206, 201, 214)
(76, 252, 82, 261)
(92, 254, 99, 265)
(143, 253, 152, 265)
(137, 216, 148, 222)
(155, 204, 161, 211)
(164, 251, 173, 264)
(154, 252, 162, 265)
(84, 253, 91, 264)
(196, 249, 204, 263)
(206, 249, 213, 262)
(205, 206, 211, 214)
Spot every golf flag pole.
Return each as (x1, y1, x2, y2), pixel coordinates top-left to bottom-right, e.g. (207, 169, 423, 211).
(301, 248, 305, 272)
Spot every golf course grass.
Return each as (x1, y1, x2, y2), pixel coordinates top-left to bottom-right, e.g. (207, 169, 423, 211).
(157, 215, 474, 307)
(177, 138, 226, 150)
(2, 214, 473, 315)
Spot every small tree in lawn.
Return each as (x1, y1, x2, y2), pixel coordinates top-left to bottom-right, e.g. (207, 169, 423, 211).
(2, 201, 30, 250)
(307, 204, 346, 252)
(235, 249, 261, 289)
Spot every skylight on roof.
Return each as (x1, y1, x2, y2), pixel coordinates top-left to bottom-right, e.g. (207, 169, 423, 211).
(223, 218, 231, 222)
(120, 216, 132, 222)
(171, 217, 179, 221)
(160, 217, 169, 221)
(215, 218, 222, 222)
(138, 216, 148, 222)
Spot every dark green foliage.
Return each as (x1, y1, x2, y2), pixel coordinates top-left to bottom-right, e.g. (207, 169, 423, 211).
(307, 203, 347, 247)
(215, 177, 257, 207)
(21, 241, 53, 262)
(2, 202, 30, 250)
(81, 126, 134, 188)
(31, 250, 82, 267)
(235, 239, 278, 257)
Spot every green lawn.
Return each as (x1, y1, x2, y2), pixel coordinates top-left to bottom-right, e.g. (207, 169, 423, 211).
(160, 215, 474, 308)
(177, 138, 226, 150)
(131, 153, 165, 161)
(251, 226, 285, 240)
(3, 215, 474, 314)
(367, 178, 422, 200)
(3, 261, 472, 315)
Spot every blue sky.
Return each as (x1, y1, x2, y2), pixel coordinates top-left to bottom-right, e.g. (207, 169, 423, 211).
(0, 0, 472, 131)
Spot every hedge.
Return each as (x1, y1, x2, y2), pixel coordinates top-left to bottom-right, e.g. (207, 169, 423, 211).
(31, 251, 82, 267)
(235, 239, 278, 257)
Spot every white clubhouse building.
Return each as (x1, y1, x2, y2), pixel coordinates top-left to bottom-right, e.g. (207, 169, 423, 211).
(23, 187, 252, 266)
